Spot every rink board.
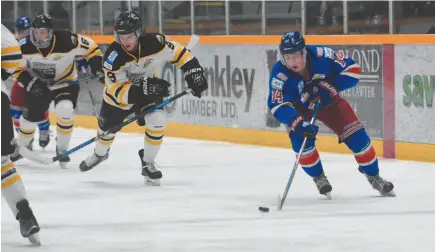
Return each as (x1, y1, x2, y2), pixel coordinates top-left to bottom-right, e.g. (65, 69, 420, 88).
(61, 36, 434, 163)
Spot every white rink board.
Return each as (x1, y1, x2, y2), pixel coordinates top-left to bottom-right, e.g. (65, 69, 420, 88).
(2, 128, 435, 252)
(395, 45, 435, 144)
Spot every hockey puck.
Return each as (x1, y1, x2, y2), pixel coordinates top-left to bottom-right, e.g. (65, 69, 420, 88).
(258, 206, 270, 212)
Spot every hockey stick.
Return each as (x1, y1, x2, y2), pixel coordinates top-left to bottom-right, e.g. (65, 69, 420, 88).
(81, 67, 100, 117)
(277, 99, 321, 210)
(19, 88, 192, 165)
(48, 75, 100, 91)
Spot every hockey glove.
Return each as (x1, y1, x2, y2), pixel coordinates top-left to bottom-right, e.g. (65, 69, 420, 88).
(140, 77, 170, 98)
(302, 79, 338, 108)
(25, 77, 51, 98)
(314, 81, 338, 108)
(88, 56, 105, 84)
(181, 58, 208, 98)
(290, 115, 319, 139)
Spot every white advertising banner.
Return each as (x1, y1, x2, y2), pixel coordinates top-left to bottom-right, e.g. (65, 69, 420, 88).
(395, 45, 435, 144)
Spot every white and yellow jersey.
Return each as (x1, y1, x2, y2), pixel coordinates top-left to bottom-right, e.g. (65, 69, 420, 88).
(1, 24, 26, 94)
(102, 33, 194, 110)
(13, 29, 102, 87)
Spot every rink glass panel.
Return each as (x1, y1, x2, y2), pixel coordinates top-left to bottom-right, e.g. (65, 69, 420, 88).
(193, 1, 226, 35)
(265, 1, 302, 35)
(75, 1, 101, 35)
(305, 1, 344, 35)
(162, 1, 191, 35)
(229, 1, 262, 35)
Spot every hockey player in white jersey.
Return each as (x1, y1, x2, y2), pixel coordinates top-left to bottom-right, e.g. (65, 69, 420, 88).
(13, 14, 104, 168)
(79, 11, 208, 186)
(1, 23, 41, 246)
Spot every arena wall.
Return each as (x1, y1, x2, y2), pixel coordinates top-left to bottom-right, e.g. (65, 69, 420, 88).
(55, 35, 435, 163)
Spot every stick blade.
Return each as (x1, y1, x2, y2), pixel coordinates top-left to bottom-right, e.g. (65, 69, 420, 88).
(19, 146, 54, 165)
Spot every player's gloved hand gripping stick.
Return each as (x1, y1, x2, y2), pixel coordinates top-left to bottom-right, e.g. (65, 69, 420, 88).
(277, 97, 321, 210)
(19, 35, 200, 165)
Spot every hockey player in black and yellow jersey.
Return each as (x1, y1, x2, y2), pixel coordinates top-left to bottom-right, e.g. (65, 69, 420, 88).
(2, 23, 41, 246)
(80, 11, 208, 186)
(12, 14, 103, 168)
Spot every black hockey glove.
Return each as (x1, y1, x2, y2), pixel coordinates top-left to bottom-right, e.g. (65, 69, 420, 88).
(88, 56, 105, 84)
(25, 77, 51, 98)
(181, 58, 208, 98)
(140, 77, 170, 98)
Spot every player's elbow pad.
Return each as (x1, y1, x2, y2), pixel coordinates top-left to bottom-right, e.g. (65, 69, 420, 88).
(334, 75, 359, 91)
(272, 106, 299, 125)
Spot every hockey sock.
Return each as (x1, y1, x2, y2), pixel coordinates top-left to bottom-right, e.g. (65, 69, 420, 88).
(38, 112, 50, 131)
(1, 156, 27, 217)
(344, 129, 379, 176)
(142, 110, 166, 163)
(299, 146, 324, 177)
(18, 117, 36, 146)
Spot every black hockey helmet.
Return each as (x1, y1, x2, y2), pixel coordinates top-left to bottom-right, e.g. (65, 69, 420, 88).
(114, 11, 142, 45)
(30, 14, 54, 49)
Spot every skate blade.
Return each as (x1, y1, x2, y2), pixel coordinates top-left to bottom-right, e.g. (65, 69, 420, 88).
(59, 162, 68, 169)
(28, 233, 41, 246)
(145, 178, 160, 186)
(325, 192, 332, 200)
(383, 190, 396, 197)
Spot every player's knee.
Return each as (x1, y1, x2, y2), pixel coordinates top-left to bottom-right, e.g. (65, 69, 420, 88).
(344, 129, 371, 153)
(144, 110, 166, 130)
(19, 116, 38, 130)
(55, 100, 74, 119)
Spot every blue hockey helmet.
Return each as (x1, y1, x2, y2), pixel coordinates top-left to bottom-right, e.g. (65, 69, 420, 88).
(279, 31, 306, 55)
(15, 16, 32, 32)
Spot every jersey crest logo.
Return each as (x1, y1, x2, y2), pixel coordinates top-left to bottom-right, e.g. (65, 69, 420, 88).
(271, 77, 284, 90)
(53, 55, 62, 61)
(143, 59, 153, 68)
(107, 51, 118, 64)
(312, 74, 326, 80)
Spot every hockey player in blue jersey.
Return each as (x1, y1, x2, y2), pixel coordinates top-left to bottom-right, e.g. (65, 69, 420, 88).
(268, 32, 395, 197)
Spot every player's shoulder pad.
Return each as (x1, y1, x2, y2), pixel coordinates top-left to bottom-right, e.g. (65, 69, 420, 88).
(270, 62, 291, 91)
(20, 35, 38, 55)
(139, 33, 167, 56)
(308, 45, 335, 60)
(102, 42, 128, 71)
(53, 29, 79, 52)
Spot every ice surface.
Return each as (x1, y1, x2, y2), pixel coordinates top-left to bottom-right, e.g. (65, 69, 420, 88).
(2, 128, 435, 252)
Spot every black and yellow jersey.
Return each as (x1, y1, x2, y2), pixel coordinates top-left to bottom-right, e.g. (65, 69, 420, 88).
(102, 33, 193, 110)
(1, 24, 26, 93)
(13, 29, 102, 88)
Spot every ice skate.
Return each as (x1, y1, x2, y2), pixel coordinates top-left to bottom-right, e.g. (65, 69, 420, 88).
(38, 130, 50, 149)
(11, 138, 33, 162)
(16, 200, 40, 246)
(139, 149, 162, 186)
(56, 147, 71, 169)
(366, 175, 395, 197)
(79, 151, 109, 172)
(313, 173, 332, 199)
